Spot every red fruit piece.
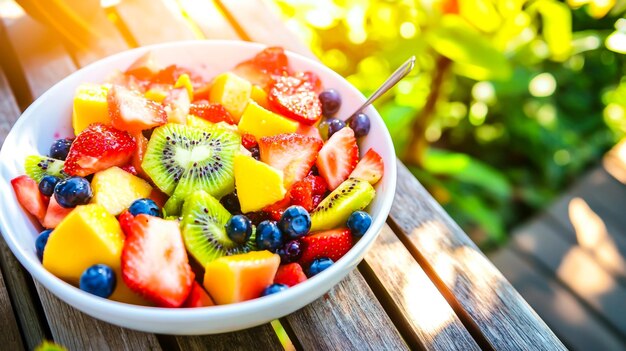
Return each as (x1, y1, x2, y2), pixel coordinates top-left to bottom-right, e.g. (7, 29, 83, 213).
(108, 85, 167, 133)
(300, 228, 353, 265)
(63, 123, 136, 177)
(289, 180, 313, 211)
(125, 51, 161, 81)
(148, 188, 168, 208)
(189, 100, 235, 124)
(350, 148, 384, 185)
(263, 196, 291, 221)
(183, 281, 215, 308)
(234, 47, 291, 89)
(274, 263, 307, 287)
(259, 133, 323, 188)
(122, 215, 194, 307)
(120, 164, 138, 175)
(294, 71, 322, 93)
(241, 133, 258, 150)
(118, 210, 134, 235)
(268, 75, 322, 125)
(42, 196, 73, 229)
(11, 175, 47, 222)
(296, 122, 323, 141)
(315, 127, 358, 190)
(131, 132, 148, 178)
(151, 64, 196, 85)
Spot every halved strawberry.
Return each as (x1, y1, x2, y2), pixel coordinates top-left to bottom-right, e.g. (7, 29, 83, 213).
(263, 196, 291, 221)
(315, 127, 359, 190)
(299, 228, 353, 265)
(274, 263, 307, 287)
(259, 133, 323, 188)
(151, 64, 195, 85)
(108, 85, 167, 132)
(42, 195, 73, 229)
(233, 47, 290, 88)
(11, 175, 47, 222)
(350, 148, 384, 185)
(118, 210, 134, 235)
(268, 75, 322, 125)
(189, 100, 235, 124)
(296, 122, 322, 141)
(125, 51, 161, 81)
(289, 175, 326, 211)
(63, 123, 136, 177)
(122, 215, 194, 307)
(294, 71, 322, 93)
(182, 281, 215, 308)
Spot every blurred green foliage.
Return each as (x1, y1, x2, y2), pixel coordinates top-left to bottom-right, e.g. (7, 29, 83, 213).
(274, 0, 626, 247)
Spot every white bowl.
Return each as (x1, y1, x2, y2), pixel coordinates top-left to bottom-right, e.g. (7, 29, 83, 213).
(0, 40, 397, 334)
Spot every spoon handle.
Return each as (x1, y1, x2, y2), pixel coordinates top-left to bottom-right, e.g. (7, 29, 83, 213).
(348, 56, 416, 118)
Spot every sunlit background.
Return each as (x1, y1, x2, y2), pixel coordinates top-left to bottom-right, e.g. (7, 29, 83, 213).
(270, 0, 626, 248)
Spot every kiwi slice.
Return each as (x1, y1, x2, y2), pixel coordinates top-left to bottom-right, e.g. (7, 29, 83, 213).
(181, 190, 255, 267)
(310, 178, 375, 232)
(24, 155, 66, 183)
(142, 123, 240, 214)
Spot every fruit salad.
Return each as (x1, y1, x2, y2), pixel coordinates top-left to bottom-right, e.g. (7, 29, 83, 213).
(11, 47, 384, 308)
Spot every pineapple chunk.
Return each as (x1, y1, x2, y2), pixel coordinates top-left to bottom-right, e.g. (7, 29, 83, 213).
(209, 72, 251, 122)
(237, 101, 298, 139)
(234, 154, 286, 213)
(72, 83, 110, 135)
(91, 166, 152, 215)
(250, 85, 269, 108)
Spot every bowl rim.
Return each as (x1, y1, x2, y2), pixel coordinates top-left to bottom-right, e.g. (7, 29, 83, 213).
(0, 40, 397, 326)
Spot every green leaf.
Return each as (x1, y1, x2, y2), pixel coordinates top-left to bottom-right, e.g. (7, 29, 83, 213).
(528, 0, 572, 61)
(427, 16, 512, 80)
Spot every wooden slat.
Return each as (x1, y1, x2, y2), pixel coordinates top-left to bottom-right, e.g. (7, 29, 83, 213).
(282, 270, 409, 351)
(177, 0, 239, 40)
(0, 249, 26, 350)
(511, 216, 626, 337)
(113, 0, 197, 45)
(604, 139, 626, 184)
(491, 247, 626, 351)
(390, 162, 565, 350)
(361, 225, 479, 350)
(216, 0, 315, 58)
(174, 325, 282, 350)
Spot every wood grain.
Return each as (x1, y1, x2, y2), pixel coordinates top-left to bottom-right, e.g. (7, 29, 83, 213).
(361, 224, 479, 350)
(390, 162, 565, 350)
(177, 0, 239, 40)
(0, 248, 25, 350)
(491, 247, 626, 351)
(282, 270, 409, 351)
(174, 324, 282, 351)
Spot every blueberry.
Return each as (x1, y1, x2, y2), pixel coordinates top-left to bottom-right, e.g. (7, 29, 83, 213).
(225, 214, 252, 245)
(49, 138, 73, 160)
(38, 175, 61, 197)
(277, 240, 303, 264)
(255, 220, 283, 252)
(54, 177, 92, 208)
(79, 264, 116, 298)
(261, 283, 288, 296)
(250, 146, 260, 160)
(279, 206, 311, 239)
(327, 118, 346, 138)
(128, 198, 162, 217)
(220, 192, 241, 214)
(319, 89, 342, 117)
(35, 229, 52, 261)
(308, 257, 334, 277)
(347, 113, 370, 137)
(347, 211, 372, 237)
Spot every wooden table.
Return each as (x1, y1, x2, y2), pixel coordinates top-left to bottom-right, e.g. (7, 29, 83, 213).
(0, 1, 565, 350)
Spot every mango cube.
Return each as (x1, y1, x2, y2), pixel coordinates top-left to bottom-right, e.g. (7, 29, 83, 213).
(209, 72, 251, 122)
(72, 83, 110, 135)
(238, 101, 298, 139)
(91, 166, 152, 216)
(234, 154, 286, 213)
(250, 85, 269, 108)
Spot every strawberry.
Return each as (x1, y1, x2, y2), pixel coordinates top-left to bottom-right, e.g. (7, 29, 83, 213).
(289, 175, 327, 211)
(296, 122, 322, 141)
(125, 51, 161, 81)
(234, 47, 290, 88)
(241, 133, 258, 150)
(268, 75, 322, 125)
(131, 132, 148, 178)
(163, 87, 190, 124)
(192, 82, 211, 102)
(315, 127, 358, 190)
(63, 123, 136, 177)
(42, 195, 73, 229)
(11, 175, 47, 222)
(148, 188, 168, 208)
(350, 148, 384, 185)
(299, 228, 353, 265)
(259, 133, 323, 188)
(118, 210, 134, 235)
(182, 281, 215, 308)
(151, 64, 196, 85)
(274, 263, 307, 287)
(189, 100, 235, 124)
(120, 164, 138, 175)
(122, 215, 194, 307)
(263, 196, 291, 221)
(294, 71, 322, 93)
(108, 85, 167, 132)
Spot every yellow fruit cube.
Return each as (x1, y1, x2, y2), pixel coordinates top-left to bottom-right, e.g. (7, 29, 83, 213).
(209, 72, 251, 122)
(234, 154, 286, 213)
(250, 85, 269, 108)
(91, 167, 152, 215)
(72, 84, 110, 135)
(144, 86, 170, 103)
(174, 73, 194, 100)
(238, 101, 299, 139)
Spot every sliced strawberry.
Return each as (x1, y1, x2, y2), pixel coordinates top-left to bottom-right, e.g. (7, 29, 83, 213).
(274, 263, 307, 287)
(108, 85, 167, 133)
(122, 215, 194, 307)
(234, 47, 290, 89)
(294, 71, 322, 93)
(42, 195, 73, 229)
(315, 127, 358, 190)
(263, 196, 291, 221)
(296, 122, 322, 141)
(163, 87, 190, 124)
(151, 64, 195, 85)
(125, 51, 161, 81)
(118, 210, 134, 235)
(350, 148, 384, 185)
(63, 123, 136, 177)
(189, 100, 235, 124)
(241, 133, 258, 150)
(259, 133, 323, 188)
(300, 228, 353, 265)
(307, 174, 328, 196)
(268, 75, 322, 125)
(182, 281, 215, 308)
(289, 179, 314, 211)
(11, 175, 47, 222)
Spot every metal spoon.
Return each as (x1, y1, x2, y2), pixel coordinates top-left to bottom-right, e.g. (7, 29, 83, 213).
(346, 55, 416, 119)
